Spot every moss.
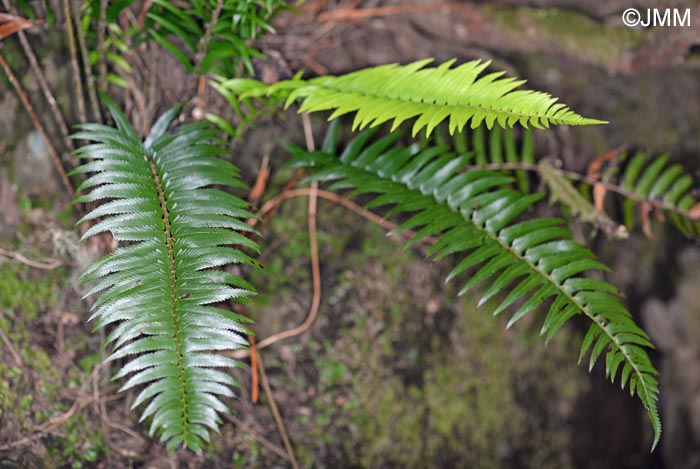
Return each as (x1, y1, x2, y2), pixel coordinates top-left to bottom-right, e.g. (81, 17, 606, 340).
(0, 263, 60, 320)
(247, 198, 357, 336)
(0, 262, 103, 467)
(286, 229, 584, 467)
(487, 7, 643, 66)
(0, 39, 27, 88)
(328, 304, 581, 468)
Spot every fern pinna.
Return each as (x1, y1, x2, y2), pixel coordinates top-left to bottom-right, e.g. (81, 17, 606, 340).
(71, 103, 258, 453)
(287, 123, 661, 449)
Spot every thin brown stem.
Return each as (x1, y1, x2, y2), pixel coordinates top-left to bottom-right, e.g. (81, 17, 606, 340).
(0, 366, 97, 451)
(224, 414, 291, 463)
(63, 0, 86, 124)
(257, 353, 299, 469)
(97, 0, 108, 103)
(0, 321, 23, 367)
(230, 186, 436, 360)
(194, 0, 223, 75)
(0, 52, 74, 198)
(2, 0, 74, 153)
(252, 188, 425, 238)
(191, 0, 224, 118)
(72, 0, 102, 121)
(0, 247, 65, 270)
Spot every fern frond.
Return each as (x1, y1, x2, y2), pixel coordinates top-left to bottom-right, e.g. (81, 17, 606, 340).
(72, 103, 258, 453)
(253, 59, 606, 136)
(437, 128, 700, 238)
(288, 124, 660, 449)
(610, 152, 700, 236)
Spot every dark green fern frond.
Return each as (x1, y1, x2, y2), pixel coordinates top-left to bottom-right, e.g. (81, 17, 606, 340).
(288, 125, 660, 449)
(438, 127, 700, 238)
(71, 103, 258, 453)
(248, 59, 605, 136)
(432, 123, 534, 193)
(611, 152, 700, 236)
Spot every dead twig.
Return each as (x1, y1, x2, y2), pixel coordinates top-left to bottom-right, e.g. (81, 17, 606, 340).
(230, 186, 437, 360)
(224, 413, 291, 463)
(248, 152, 270, 206)
(71, 0, 102, 121)
(97, 0, 108, 99)
(0, 322, 23, 367)
(240, 114, 321, 356)
(0, 247, 65, 270)
(0, 12, 32, 38)
(63, 0, 86, 124)
(1, 0, 75, 154)
(253, 187, 433, 240)
(257, 353, 299, 469)
(249, 334, 259, 403)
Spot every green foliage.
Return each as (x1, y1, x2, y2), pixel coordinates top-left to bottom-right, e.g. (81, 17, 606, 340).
(68, 52, 668, 455)
(238, 59, 606, 136)
(438, 125, 700, 238)
(77, 1, 287, 93)
(145, 0, 286, 75)
(207, 75, 290, 141)
(286, 122, 660, 448)
(71, 102, 259, 453)
(0, 263, 60, 319)
(612, 151, 700, 236)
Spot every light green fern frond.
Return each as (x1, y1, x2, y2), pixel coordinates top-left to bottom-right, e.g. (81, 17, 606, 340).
(287, 123, 660, 449)
(71, 102, 258, 453)
(237, 59, 606, 136)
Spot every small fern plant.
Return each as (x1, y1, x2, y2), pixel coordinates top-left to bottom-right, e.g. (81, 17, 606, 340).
(75, 59, 662, 453)
(72, 102, 259, 453)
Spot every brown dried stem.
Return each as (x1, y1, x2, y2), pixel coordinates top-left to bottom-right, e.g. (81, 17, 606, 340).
(257, 353, 299, 469)
(63, 0, 86, 124)
(96, 0, 108, 98)
(71, 0, 102, 121)
(1, 0, 74, 153)
(0, 52, 74, 198)
(0, 247, 65, 270)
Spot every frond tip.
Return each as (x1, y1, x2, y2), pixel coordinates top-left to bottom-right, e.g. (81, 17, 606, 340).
(257, 58, 606, 135)
(72, 102, 258, 454)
